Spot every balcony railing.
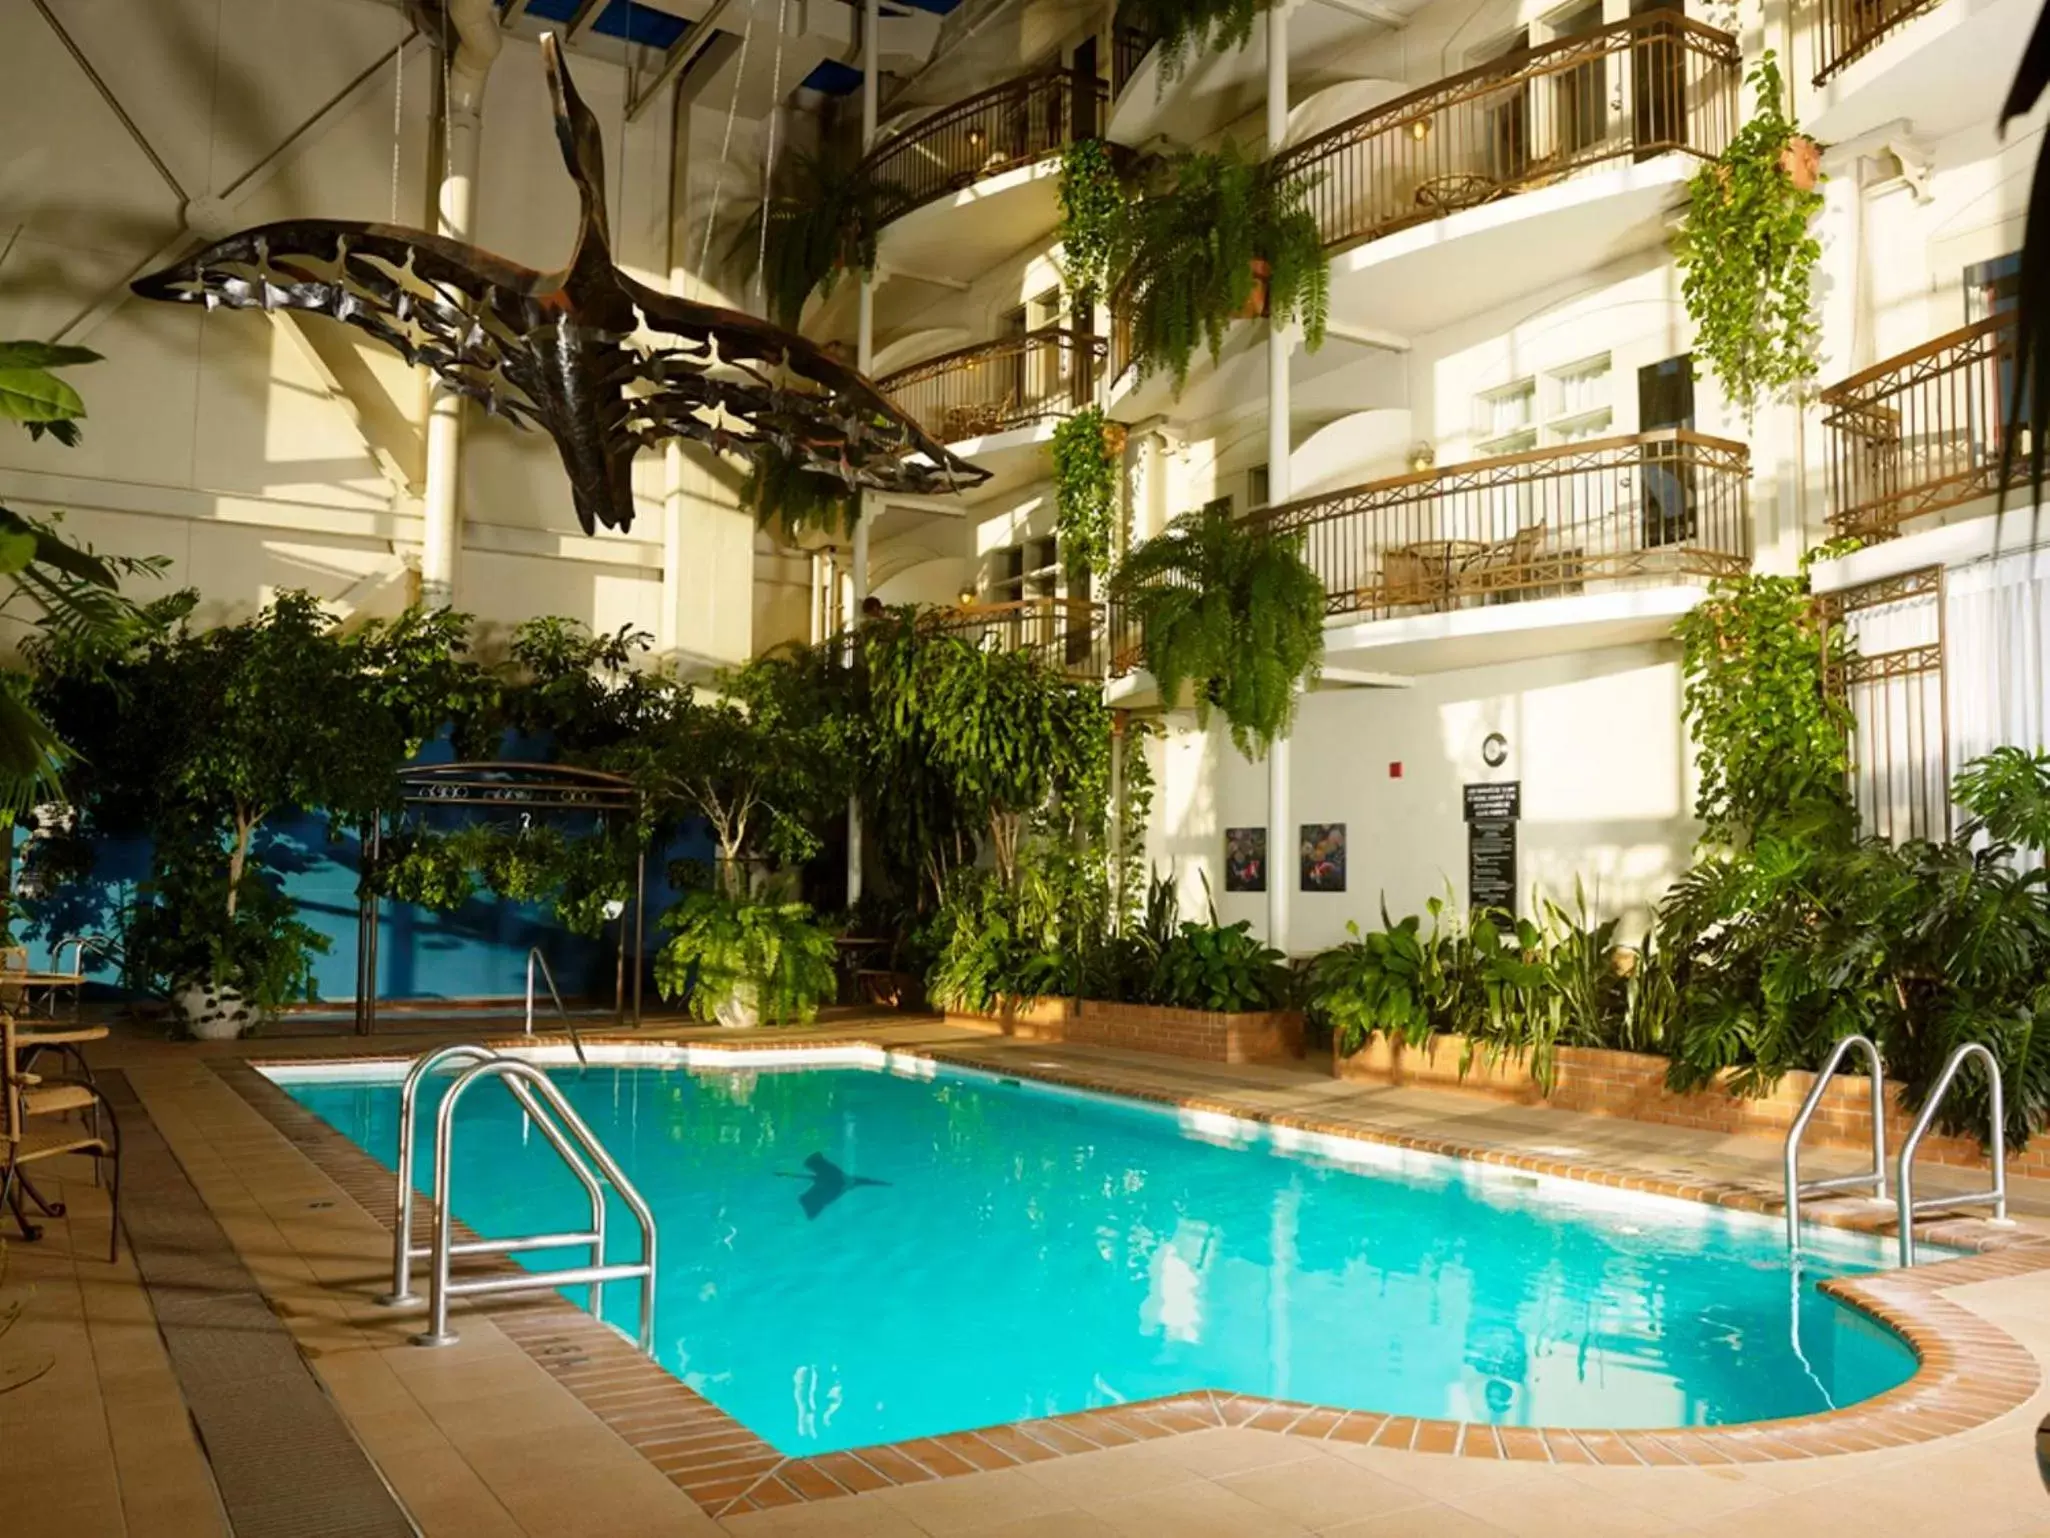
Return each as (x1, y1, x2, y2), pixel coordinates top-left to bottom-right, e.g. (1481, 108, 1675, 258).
(1112, 21, 1157, 100)
(924, 598, 1140, 682)
(1814, 0, 1945, 84)
(1819, 314, 2025, 542)
(865, 67, 1109, 228)
(1247, 430, 1752, 619)
(878, 329, 1106, 443)
(1272, 14, 1740, 255)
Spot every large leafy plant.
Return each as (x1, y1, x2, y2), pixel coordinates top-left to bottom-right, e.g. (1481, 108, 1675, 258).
(1113, 500, 1324, 758)
(654, 890, 838, 1025)
(741, 443, 859, 546)
(1051, 408, 1120, 580)
(1111, 143, 1328, 391)
(1674, 51, 1823, 415)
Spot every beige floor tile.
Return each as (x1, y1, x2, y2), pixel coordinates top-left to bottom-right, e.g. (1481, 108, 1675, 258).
(875, 1465, 1076, 1535)
(369, 1439, 531, 1538)
(1547, 1464, 1775, 1524)
(721, 1494, 931, 1536)
(1092, 1477, 1318, 1537)
(1153, 1426, 1326, 1477)
(1325, 1444, 1548, 1505)
(1321, 1507, 1515, 1538)
(1014, 1441, 1205, 1504)
(1219, 1448, 1434, 1529)
(958, 1511, 1124, 1537)
(1440, 1478, 1676, 1538)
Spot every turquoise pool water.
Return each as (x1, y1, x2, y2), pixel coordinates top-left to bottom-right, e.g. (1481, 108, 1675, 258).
(279, 1057, 1920, 1456)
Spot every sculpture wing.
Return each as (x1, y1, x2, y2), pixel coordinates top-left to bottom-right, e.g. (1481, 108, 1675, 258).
(131, 222, 559, 431)
(620, 276, 990, 495)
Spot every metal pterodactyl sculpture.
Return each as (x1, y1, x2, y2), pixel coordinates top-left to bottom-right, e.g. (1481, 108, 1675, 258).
(130, 33, 985, 536)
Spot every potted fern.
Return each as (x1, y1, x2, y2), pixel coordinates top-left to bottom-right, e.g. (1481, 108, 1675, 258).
(1110, 142, 1329, 392)
(1111, 499, 1324, 758)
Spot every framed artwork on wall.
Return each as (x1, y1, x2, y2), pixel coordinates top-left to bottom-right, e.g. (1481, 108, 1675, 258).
(1224, 827, 1268, 892)
(1300, 823, 1346, 892)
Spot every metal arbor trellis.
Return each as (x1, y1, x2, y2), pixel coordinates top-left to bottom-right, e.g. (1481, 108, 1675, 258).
(354, 762, 648, 1034)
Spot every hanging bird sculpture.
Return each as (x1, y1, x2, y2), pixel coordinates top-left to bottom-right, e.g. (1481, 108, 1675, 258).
(131, 33, 985, 535)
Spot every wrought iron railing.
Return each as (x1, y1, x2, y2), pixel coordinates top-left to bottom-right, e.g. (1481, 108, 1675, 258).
(1112, 21, 1157, 100)
(925, 598, 1141, 681)
(1819, 568, 1949, 844)
(1819, 314, 2025, 542)
(878, 329, 1106, 443)
(865, 68, 1109, 227)
(1272, 14, 1739, 255)
(1813, 0, 1945, 84)
(1246, 430, 1752, 619)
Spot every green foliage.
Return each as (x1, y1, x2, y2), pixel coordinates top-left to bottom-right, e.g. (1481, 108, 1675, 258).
(1306, 899, 1472, 1056)
(1079, 869, 1289, 1010)
(1117, 0, 1261, 85)
(1113, 501, 1324, 759)
(486, 616, 680, 761)
(1056, 139, 1125, 302)
(1673, 570, 1850, 844)
(1110, 142, 1327, 392)
(121, 854, 328, 1014)
(0, 341, 101, 442)
(738, 142, 906, 329)
(1051, 408, 1120, 580)
(654, 890, 838, 1025)
(1674, 52, 1823, 414)
(924, 864, 1074, 1013)
(741, 443, 860, 546)
(1955, 746, 2050, 850)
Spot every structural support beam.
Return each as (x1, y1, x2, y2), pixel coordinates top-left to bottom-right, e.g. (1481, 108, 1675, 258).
(1266, 0, 1294, 955)
(1310, 0, 1412, 26)
(565, 0, 610, 48)
(847, 0, 882, 907)
(628, 0, 735, 120)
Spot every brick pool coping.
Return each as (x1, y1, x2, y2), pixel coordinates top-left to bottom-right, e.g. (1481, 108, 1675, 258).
(212, 1036, 2050, 1519)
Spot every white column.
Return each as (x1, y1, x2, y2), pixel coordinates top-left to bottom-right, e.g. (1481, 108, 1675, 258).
(848, 0, 882, 908)
(419, 1, 501, 610)
(1264, 0, 1293, 954)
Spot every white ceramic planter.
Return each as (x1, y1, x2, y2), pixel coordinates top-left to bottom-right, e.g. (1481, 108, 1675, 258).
(177, 981, 257, 1041)
(713, 981, 759, 1030)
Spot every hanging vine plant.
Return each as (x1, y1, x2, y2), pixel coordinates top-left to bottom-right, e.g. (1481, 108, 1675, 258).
(1052, 408, 1122, 580)
(740, 442, 860, 546)
(1056, 139, 1125, 303)
(1110, 500, 1324, 759)
(1118, 0, 1263, 86)
(1674, 51, 1824, 417)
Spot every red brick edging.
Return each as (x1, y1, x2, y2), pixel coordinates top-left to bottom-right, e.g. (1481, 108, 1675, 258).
(212, 1038, 2050, 1518)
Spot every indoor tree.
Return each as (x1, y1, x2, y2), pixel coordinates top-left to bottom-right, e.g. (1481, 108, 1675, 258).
(1112, 500, 1325, 759)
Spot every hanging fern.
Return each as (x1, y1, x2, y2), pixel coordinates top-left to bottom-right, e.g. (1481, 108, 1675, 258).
(1111, 143, 1329, 393)
(1056, 139, 1125, 303)
(1111, 500, 1324, 759)
(1052, 408, 1120, 580)
(741, 442, 860, 545)
(1674, 51, 1824, 416)
(1118, 0, 1262, 86)
(735, 141, 907, 329)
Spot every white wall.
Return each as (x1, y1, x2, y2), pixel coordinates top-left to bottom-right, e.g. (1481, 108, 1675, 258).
(1144, 641, 1699, 950)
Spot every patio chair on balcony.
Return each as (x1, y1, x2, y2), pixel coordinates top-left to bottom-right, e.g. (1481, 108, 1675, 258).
(940, 395, 1016, 442)
(1455, 523, 1548, 603)
(2, 1007, 122, 1261)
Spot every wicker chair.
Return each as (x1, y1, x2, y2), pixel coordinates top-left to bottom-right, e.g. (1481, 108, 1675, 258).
(2, 1009, 121, 1261)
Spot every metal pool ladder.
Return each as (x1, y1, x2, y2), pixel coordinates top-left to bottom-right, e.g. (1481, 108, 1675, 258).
(1783, 1034, 1888, 1253)
(525, 947, 587, 1064)
(1895, 1041, 2009, 1266)
(377, 1045, 657, 1352)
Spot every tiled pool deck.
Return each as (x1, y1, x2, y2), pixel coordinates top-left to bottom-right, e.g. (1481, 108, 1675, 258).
(10, 1011, 2050, 1537)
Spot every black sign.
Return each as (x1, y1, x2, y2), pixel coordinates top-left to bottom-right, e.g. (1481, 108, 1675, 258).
(1463, 781, 1521, 822)
(1468, 818, 1518, 916)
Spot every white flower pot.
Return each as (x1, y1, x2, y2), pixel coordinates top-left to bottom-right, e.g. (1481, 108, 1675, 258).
(177, 981, 257, 1041)
(713, 981, 759, 1030)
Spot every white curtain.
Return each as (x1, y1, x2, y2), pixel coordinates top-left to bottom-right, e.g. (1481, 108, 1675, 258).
(1946, 551, 2050, 770)
(1844, 589, 1943, 841)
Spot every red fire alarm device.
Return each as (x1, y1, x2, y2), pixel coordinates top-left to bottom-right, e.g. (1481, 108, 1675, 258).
(1389, 761, 1403, 778)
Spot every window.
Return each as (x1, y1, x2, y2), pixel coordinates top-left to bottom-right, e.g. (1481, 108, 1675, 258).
(1965, 252, 2020, 322)
(1477, 379, 1538, 456)
(1546, 1, 1605, 159)
(1544, 353, 1613, 442)
(1638, 354, 1697, 547)
(988, 535, 1061, 603)
(1964, 253, 2025, 466)
(1248, 464, 1271, 509)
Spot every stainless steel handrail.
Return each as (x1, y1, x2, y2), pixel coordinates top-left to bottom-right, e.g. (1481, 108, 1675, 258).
(416, 1058, 658, 1352)
(526, 947, 587, 1064)
(378, 1044, 609, 1312)
(1783, 1034, 1887, 1251)
(1896, 1041, 2008, 1266)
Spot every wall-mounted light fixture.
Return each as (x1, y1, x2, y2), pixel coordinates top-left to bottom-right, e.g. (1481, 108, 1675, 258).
(1408, 442, 1436, 474)
(1409, 117, 1432, 142)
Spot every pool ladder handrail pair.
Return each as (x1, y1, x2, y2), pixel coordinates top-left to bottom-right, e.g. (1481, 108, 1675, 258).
(378, 1045, 657, 1352)
(1782, 1034, 2008, 1265)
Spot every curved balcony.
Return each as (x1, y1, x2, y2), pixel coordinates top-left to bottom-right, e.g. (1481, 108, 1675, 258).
(1274, 14, 1739, 334)
(1814, 0, 1943, 82)
(878, 329, 1106, 444)
(1820, 314, 2022, 543)
(924, 598, 1140, 683)
(863, 68, 1108, 286)
(1250, 429, 1751, 626)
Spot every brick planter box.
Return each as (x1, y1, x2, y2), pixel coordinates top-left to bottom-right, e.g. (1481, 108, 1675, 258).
(1333, 1034, 2038, 1178)
(949, 998, 1304, 1065)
